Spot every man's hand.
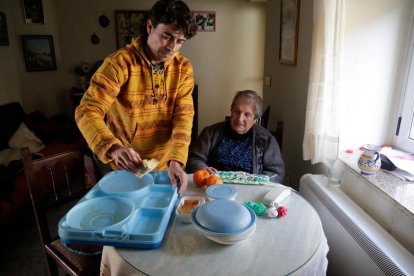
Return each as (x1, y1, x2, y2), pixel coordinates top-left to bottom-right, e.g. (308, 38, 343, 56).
(108, 144, 143, 172)
(168, 160, 187, 196)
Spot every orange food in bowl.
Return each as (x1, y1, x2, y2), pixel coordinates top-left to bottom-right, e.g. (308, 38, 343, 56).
(193, 169, 210, 187)
(178, 199, 202, 214)
(205, 175, 223, 187)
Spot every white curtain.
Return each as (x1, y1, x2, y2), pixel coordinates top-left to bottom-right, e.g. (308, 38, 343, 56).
(302, 0, 346, 166)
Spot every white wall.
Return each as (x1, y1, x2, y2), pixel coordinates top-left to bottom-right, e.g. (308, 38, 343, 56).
(184, 1, 266, 129)
(56, 0, 266, 130)
(0, 0, 265, 129)
(0, 2, 21, 105)
(0, 0, 66, 114)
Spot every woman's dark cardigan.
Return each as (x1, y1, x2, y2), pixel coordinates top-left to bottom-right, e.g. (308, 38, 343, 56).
(187, 121, 285, 183)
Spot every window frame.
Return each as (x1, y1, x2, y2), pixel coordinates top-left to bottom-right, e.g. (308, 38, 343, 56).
(394, 20, 414, 154)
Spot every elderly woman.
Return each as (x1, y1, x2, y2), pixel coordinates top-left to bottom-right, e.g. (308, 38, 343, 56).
(187, 90, 285, 183)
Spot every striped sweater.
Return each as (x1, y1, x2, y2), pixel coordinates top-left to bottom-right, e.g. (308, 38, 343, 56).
(75, 38, 195, 170)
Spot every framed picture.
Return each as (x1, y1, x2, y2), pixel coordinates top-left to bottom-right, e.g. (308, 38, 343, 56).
(279, 0, 300, 65)
(0, 12, 9, 46)
(21, 35, 57, 72)
(115, 10, 147, 49)
(22, 0, 45, 24)
(192, 11, 216, 32)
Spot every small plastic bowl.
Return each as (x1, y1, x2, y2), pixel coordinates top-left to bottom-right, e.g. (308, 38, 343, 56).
(176, 196, 205, 223)
(205, 184, 237, 201)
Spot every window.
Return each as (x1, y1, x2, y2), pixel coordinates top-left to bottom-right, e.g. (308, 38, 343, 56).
(335, 1, 414, 155)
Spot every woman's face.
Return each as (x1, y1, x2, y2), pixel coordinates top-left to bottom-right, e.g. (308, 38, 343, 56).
(230, 100, 256, 134)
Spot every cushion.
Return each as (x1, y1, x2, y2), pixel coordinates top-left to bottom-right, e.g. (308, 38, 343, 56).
(0, 102, 25, 150)
(0, 148, 22, 166)
(49, 239, 101, 274)
(8, 123, 44, 153)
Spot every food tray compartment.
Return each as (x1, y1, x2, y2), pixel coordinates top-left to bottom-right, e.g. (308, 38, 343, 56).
(152, 170, 171, 184)
(99, 171, 153, 196)
(136, 185, 176, 208)
(65, 197, 134, 230)
(127, 208, 164, 233)
(58, 170, 178, 248)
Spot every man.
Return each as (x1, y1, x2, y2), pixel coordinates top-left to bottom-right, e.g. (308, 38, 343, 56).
(75, 0, 198, 195)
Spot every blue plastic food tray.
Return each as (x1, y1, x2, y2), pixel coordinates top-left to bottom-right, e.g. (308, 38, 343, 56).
(58, 170, 178, 249)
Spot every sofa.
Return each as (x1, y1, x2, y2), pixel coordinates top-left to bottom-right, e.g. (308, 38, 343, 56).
(0, 102, 86, 224)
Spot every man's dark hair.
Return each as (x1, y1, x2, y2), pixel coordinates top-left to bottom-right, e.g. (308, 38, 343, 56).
(139, 0, 198, 43)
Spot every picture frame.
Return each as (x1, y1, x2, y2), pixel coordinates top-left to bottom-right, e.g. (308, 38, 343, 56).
(192, 11, 216, 32)
(279, 0, 300, 65)
(22, 0, 45, 24)
(21, 35, 57, 72)
(0, 12, 9, 46)
(115, 10, 147, 49)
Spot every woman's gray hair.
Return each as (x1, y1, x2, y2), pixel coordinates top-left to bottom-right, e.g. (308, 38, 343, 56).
(230, 90, 263, 119)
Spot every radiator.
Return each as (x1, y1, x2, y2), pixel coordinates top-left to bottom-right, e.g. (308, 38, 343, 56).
(299, 174, 414, 276)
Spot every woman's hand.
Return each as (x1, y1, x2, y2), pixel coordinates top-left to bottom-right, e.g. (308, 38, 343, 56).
(205, 167, 217, 174)
(108, 144, 143, 172)
(168, 160, 188, 196)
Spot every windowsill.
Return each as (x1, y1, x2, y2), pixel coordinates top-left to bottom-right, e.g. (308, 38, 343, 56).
(338, 149, 414, 254)
(339, 149, 414, 216)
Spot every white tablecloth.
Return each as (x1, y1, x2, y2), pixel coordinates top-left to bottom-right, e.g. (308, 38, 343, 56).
(100, 182, 329, 276)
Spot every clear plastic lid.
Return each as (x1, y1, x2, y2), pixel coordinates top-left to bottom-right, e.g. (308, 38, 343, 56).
(205, 184, 237, 200)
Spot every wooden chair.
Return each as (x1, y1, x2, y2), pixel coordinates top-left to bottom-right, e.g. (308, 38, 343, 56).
(190, 84, 199, 147)
(22, 148, 101, 276)
(271, 120, 284, 152)
(256, 106, 270, 129)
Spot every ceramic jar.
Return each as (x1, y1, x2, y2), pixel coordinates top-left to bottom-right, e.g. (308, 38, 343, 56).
(357, 144, 382, 175)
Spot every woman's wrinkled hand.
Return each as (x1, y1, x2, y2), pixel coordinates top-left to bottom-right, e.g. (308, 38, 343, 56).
(205, 167, 217, 174)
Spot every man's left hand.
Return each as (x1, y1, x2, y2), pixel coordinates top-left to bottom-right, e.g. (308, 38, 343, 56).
(168, 160, 187, 196)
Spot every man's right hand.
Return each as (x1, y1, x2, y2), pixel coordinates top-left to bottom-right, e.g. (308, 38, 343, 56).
(108, 144, 143, 172)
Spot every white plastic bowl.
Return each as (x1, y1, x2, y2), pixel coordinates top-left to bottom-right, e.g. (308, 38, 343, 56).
(195, 222, 256, 245)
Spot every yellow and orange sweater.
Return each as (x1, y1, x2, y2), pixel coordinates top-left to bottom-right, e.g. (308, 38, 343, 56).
(75, 38, 194, 170)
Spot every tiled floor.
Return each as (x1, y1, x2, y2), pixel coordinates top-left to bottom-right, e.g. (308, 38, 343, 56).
(0, 209, 47, 275)
(0, 203, 76, 275)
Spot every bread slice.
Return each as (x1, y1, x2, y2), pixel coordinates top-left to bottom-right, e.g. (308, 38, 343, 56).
(136, 158, 158, 178)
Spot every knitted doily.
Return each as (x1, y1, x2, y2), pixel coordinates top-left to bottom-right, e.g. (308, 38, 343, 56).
(215, 171, 270, 185)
